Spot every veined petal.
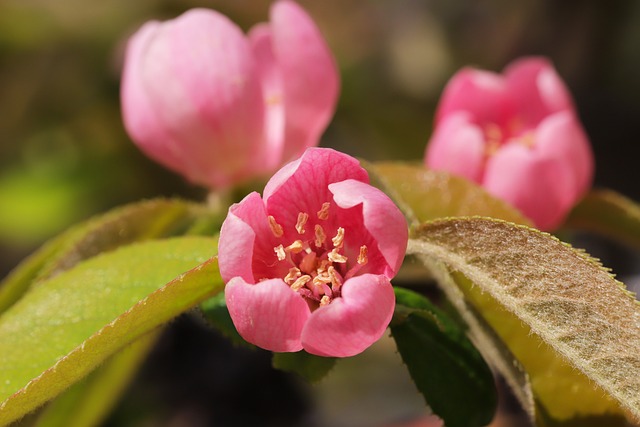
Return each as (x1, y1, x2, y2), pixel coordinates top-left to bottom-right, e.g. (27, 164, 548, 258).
(301, 274, 395, 357)
(504, 57, 574, 127)
(263, 148, 368, 229)
(483, 143, 576, 230)
(535, 111, 594, 198)
(435, 68, 512, 127)
(226, 277, 309, 352)
(329, 179, 408, 277)
(219, 192, 266, 283)
(425, 112, 486, 183)
(270, 0, 340, 160)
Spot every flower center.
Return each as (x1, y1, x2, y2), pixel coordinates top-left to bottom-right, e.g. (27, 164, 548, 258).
(483, 119, 535, 156)
(267, 202, 368, 307)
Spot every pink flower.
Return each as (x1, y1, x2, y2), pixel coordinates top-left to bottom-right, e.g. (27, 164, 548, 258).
(218, 148, 408, 357)
(121, 1, 339, 190)
(424, 57, 594, 230)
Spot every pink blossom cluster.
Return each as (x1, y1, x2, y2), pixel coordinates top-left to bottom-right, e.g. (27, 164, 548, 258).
(425, 57, 594, 230)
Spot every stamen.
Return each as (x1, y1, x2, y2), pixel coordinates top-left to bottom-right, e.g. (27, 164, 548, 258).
(313, 271, 332, 284)
(317, 202, 330, 220)
(315, 224, 326, 247)
(286, 240, 304, 254)
(332, 227, 345, 248)
(357, 245, 368, 265)
(320, 295, 331, 306)
(284, 267, 301, 285)
(327, 266, 343, 290)
(328, 248, 348, 263)
(274, 244, 286, 261)
(295, 212, 309, 234)
(291, 275, 311, 291)
(268, 215, 283, 237)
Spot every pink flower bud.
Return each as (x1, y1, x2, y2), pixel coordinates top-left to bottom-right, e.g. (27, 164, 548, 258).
(425, 57, 594, 230)
(121, 1, 339, 190)
(218, 148, 408, 357)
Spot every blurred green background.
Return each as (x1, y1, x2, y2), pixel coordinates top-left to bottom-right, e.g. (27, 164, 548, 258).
(2, 1, 640, 425)
(2, 0, 640, 272)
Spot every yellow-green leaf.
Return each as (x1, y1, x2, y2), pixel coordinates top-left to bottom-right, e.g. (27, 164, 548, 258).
(33, 332, 159, 427)
(364, 161, 531, 227)
(408, 218, 640, 424)
(566, 189, 640, 248)
(0, 198, 219, 313)
(0, 236, 221, 426)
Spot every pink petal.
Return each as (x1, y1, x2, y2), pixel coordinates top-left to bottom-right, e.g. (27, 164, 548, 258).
(218, 192, 266, 283)
(534, 111, 594, 198)
(270, 0, 340, 160)
(483, 143, 576, 230)
(130, 9, 267, 189)
(226, 277, 310, 352)
(301, 274, 395, 357)
(435, 68, 512, 127)
(329, 179, 408, 277)
(248, 24, 286, 171)
(219, 192, 291, 283)
(504, 57, 574, 127)
(121, 21, 186, 174)
(263, 148, 369, 230)
(424, 112, 487, 183)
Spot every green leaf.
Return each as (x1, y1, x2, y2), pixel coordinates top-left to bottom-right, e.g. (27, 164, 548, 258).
(33, 332, 159, 427)
(0, 236, 222, 425)
(566, 189, 640, 247)
(0, 198, 220, 313)
(408, 217, 639, 424)
(364, 161, 532, 227)
(391, 288, 497, 427)
(272, 351, 337, 384)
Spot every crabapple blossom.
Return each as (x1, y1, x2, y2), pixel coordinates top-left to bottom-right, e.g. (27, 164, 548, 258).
(218, 148, 408, 357)
(121, 1, 338, 189)
(424, 57, 594, 230)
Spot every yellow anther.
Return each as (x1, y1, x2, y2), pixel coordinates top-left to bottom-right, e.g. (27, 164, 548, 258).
(357, 245, 368, 265)
(320, 295, 331, 306)
(315, 224, 326, 247)
(295, 212, 309, 234)
(317, 202, 330, 220)
(332, 227, 345, 248)
(291, 275, 311, 291)
(327, 266, 343, 288)
(328, 248, 348, 263)
(284, 267, 301, 285)
(274, 244, 286, 261)
(286, 240, 305, 254)
(268, 215, 283, 237)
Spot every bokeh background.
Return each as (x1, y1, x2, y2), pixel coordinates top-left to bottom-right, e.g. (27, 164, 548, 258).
(2, 0, 640, 426)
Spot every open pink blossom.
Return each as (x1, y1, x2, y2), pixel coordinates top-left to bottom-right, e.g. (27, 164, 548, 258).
(424, 57, 594, 230)
(218, 148, 408, 357)
(121, 1, 339, 190)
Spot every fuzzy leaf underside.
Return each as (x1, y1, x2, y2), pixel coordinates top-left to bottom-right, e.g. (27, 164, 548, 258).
(409, 217, 640, 422)
(0, 237, 221, 426)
